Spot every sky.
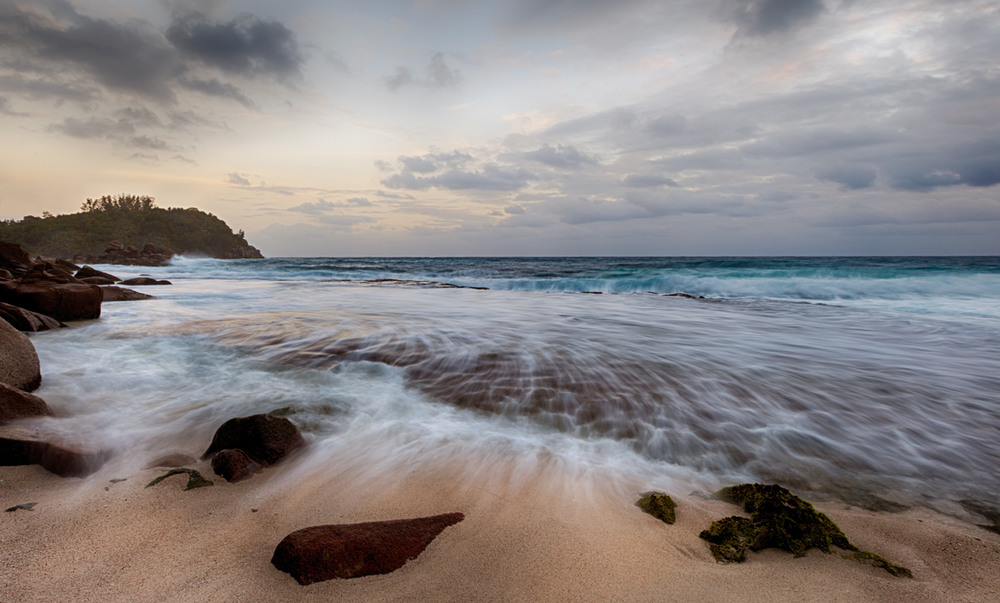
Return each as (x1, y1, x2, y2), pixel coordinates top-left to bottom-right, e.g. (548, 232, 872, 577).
(1, 0, 998, 256)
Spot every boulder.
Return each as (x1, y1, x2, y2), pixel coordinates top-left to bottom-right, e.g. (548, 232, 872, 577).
(79, 276, 117, 285)
(146, 453, 198, 468)
(0, 382, 53, 424)
(203, 414, 304, 466)
(637, 491, 677, 525)
(100, 286, 153, 302)
(0, 302, 63, 332)
(271, 513, 465, 584)
(0, 241, 32, 276)
(75, 265, 121, 282)
(210, 448, 261, 482)
(0, 424, 110, 477)
(0, 319, 41, 391)
(0, 269, 12, 280)
(21, 262, 81, 284)
(54, 259, 81, 272)
(120, 277, 171, 286)
(0, 281, 102, 321)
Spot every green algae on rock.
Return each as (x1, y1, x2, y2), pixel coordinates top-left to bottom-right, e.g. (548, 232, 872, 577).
(145, 468, 213, 491)
(637, 491, 677, 525)
(699, 483, 911, 578)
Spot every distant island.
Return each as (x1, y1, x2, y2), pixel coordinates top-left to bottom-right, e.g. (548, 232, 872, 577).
(0, 194, 262, 265)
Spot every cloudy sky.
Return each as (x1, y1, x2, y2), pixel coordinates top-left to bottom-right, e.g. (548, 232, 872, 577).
(1, 0, 998, 256)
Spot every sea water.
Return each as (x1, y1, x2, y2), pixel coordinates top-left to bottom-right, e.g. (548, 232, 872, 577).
(28, 257, 1000, 512)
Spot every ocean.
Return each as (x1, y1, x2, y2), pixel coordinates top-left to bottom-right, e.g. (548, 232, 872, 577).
(29, 256, 1000, 514)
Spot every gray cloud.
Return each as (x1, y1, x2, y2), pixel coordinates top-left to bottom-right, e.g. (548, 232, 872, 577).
(383, 163, 535, 192)
(227, 172, 251, 186)
(622, 174, 679, 188)
(179, 75, 254, 107)
(165, 14, 303, 81)
(728, 0, 826, 39)
(816, 165, 878, 190)
(386, 52, 462, 91)
(522, 144, 598, 169)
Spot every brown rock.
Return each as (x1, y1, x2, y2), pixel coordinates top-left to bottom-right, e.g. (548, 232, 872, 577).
(0, 242, 32, 277)
(0, 424, 110, 477)
(21, 262, 81, 284)
(0, 382, 53, 424)
(0, 302, 63, 332)
(54, 259, 81, 273)
(120, 277, 171, 286)
(0, 281, 102, 321)
(0, 319, 41, 391)
(271, 513, 465, 584)
(203, 414, 304, 466)
(146, 453, 197, 468)
(75, 266, 120, 282)
(79, 276, 117, 285)
(100, 286, 154, 302)
(210, 448, 262, 482)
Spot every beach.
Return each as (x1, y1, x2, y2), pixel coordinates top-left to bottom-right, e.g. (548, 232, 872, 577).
(3, 453, 999, 602)
(3, 256, 999, 600)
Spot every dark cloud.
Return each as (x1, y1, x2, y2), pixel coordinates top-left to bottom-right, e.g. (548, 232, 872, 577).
(386, 52, 462, 91)
(816, 165, 878, 190)
(522, 144, 598, 169)
(728, 0, 826, 38)
(504, 204, 526, 215)
(741, 127, 898, 158)
(165, 15, 303, 81)
(622, 174, 679, 188)
(179, 75, 254, 107)
(0, 94, 25, 116)
(0, 73, 101, 104)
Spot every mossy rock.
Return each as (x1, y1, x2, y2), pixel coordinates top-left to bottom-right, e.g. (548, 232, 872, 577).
(637, 491, 677, 525)
(145, 468, 213, 491)
(700, 483, 911, 578)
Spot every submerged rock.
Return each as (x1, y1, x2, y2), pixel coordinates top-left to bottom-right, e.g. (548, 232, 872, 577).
(699, 483, 912, 578)
(210, 448, 261, 483)
(636, 491, 677, 525)
(120, 277, 171, 286)
(145, 468, 213, 490)
(0, 424, 111, 477)
(271, 513, 465, 584)
(203, 414, 304, 467)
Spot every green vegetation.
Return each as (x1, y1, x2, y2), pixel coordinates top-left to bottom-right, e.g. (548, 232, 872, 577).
(699, 483, 912, 578)
(145, 468, 214, 491)
(0, 194, 257, 259)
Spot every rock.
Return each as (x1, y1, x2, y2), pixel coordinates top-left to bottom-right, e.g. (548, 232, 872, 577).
(271, 513, 465, 584)
(0, 424, 111, 477)
(0, 269, 12, 280)
(0, 281, 102, 321)
(699, 483, 911, 578)
(74, 266, 120, 282)
(0, 319, 41, 391)
(636, 491, 677, 525)
(146, 453, 197, 468)
(87, 241, 174, 267)
(210, 448, 262, 482)
(120, 277, 171, 286)
(0, 382, 53, 424)
(5, 502, 38, 512)
(203, 414, 305, 466)
(145, 468, 213, 490)
(78, 276, 117, 285)
(100, 286, 154, 302)
(0, 241, 32, 276)
(220, 243, 264, 259)
(54, 259, 80, 272)
(0, 302, 63, 332)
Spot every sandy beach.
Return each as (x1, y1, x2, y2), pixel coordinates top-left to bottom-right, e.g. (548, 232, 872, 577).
(3, 447, 998, 602)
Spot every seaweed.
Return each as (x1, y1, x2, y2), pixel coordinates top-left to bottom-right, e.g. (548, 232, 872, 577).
(637, 491, 677, 525)
(700, 483, 911, 578)
(145, 468, 213, 491)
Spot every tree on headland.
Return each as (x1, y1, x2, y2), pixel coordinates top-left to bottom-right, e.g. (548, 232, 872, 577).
(80, 194, 156, 213)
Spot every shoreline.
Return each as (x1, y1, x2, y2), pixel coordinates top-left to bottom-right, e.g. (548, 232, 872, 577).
(3, 446, 999, 602)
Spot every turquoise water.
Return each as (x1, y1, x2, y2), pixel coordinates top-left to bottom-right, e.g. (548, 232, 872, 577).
(28, 256, 1000, 515)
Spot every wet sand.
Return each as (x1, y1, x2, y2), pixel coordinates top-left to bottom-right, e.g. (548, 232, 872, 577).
(2, 449, 999, 602)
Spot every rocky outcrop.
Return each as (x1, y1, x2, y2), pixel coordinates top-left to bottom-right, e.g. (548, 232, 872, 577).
(203, 414, 304, 467)
(0, 382, 52, 424)
(0, 319, 41, 391)
(75, 266, 120, 282)
(120, 277, 171, 286)
(84, 241, 175, 267)
(0, 280, 102, 321)
(0, 424, 111, 477)
(271, 513, 465, 584)
(0, 241, 33, 276)
(0, 302, 63, 332)
(100, 286, 153, 302)
(219, 243, 263, 259)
